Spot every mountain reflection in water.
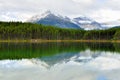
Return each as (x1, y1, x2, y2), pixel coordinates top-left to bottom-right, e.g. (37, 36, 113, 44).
(0, 42, 120, 80)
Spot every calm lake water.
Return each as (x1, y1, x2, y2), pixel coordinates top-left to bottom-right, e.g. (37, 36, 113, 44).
(0, 42, 120, 80)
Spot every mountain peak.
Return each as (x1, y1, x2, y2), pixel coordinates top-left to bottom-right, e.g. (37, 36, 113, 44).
(74, 16, 94, 22)
(41, 10, 55, 17)
(27, 10, 54, 22)
(27, 11, 102, 30)
(27, 11, 80, 29)
(44, 10, 52, 15)
(73, 16, 102, 30)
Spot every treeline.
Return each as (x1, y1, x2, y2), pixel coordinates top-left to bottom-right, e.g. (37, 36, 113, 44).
(0, 21, 120, 40)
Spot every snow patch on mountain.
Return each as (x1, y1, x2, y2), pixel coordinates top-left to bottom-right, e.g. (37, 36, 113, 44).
(73, 16, 103, 30)
(27, 11, 103, 30)
(28, 11, 54, 22)
(102, 20, 120, 28)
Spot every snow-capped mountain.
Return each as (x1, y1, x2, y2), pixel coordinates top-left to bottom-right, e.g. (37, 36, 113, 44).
(73, 16, 103, 30)
(27, 11, 103, 30)
(27, 11, 80, 29)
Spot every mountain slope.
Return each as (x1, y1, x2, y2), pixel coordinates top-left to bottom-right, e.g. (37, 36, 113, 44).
(27, 11, 103, 30)
(27, 11, 81, 29)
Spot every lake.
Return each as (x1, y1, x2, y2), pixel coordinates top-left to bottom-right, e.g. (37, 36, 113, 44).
(0, 42, 120, 80)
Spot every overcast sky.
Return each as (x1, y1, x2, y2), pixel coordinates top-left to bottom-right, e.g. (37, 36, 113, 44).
(0, 0, 120, 22)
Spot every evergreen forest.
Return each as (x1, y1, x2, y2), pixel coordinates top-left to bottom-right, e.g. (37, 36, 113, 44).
(0, 21, 120, 40)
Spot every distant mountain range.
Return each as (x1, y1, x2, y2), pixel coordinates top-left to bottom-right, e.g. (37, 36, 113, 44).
(27, 11, 119, 30)
(27, 11, 80, 29)
(101, 20, 120, 28)
(73, 17, 102, 30)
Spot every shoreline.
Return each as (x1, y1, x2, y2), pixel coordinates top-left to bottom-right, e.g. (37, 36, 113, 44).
(0, 39, 120, 43)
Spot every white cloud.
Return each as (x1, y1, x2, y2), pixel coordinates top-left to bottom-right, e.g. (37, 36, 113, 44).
(106, 0, 120, 10)
(72, 0, 93, 4)
(0, 12, 32, 21)
(0, 0, 120, 22)
(89, 9, 120, 22)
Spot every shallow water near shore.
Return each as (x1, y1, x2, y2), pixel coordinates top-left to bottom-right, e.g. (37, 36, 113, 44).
(0, 42, 120, 80)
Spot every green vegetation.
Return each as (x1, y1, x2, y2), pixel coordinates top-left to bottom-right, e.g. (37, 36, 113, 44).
(0, 22, 120, 60)
(0, 22, 85, 40)
(0, 21, 120, 40)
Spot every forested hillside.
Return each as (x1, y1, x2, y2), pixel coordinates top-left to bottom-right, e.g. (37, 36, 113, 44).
(0, 21, 119, 40)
